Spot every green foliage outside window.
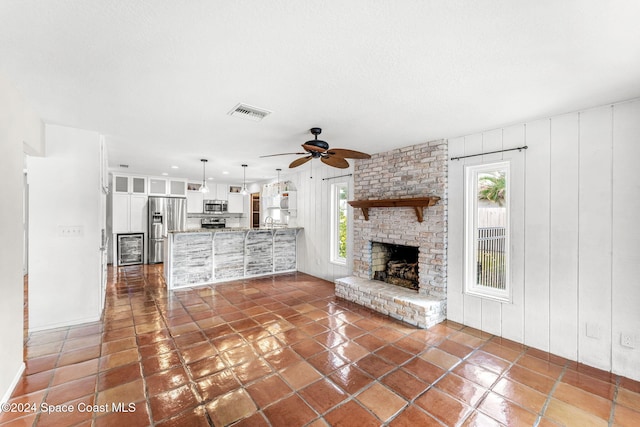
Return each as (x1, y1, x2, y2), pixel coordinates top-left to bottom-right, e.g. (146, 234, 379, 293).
(338, 186, 347, 259)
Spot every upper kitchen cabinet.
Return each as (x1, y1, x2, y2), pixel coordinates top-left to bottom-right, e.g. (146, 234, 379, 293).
(148, 177, 187, 197)
(216, 184, 229, 201)
(187, 190, 204, 214)
(227, 193, 244, 214)
(112, 193, 147, 233)
(113, 174, 147, 195)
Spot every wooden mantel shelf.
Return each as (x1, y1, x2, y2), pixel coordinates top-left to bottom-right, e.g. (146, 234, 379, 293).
(348, 197, 440, 222)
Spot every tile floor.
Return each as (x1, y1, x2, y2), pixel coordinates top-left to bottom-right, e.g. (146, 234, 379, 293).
(2, 265, 639, 426)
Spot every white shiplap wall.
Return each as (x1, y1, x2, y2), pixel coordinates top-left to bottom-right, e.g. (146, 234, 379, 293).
(285, 164, 353, 282)
(447, 99, 640, 381)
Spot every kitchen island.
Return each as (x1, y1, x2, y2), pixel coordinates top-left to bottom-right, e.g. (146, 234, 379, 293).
(163, 227, 301, 289)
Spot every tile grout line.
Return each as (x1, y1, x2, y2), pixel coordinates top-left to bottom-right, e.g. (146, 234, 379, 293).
(532, 364, 568, 427)
(607, 375, 620, 427)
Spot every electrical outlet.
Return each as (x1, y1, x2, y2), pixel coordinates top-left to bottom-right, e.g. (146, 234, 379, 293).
(57, 225, 84, 237)
(621, 333, 635, 349)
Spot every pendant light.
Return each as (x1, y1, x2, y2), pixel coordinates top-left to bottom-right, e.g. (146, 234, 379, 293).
(276, 168, 281, 194)
(200, 159, 209, 193)
(240, 164, 248, 195)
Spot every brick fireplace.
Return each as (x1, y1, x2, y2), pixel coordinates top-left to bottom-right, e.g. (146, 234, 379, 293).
(335, 139, 447, 328)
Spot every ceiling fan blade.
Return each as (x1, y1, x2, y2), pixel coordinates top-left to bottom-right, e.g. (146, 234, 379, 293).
(289, 156, 312, 168)
(302, 143, 327, 153)
(259, 152, 307, 158)
(321, 156, 350, 169)
(326, 148, 371, 159)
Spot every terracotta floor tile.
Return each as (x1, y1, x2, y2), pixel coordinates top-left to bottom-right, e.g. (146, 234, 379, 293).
(324, 399, 380, 427)
(263, 347, 302, 370)
(374, 344, 413, 366)
(617, 387, 640, 412)
(552, 381, 612, 420)
(477, 392, 538, 426)
(196, 369, 240, 402)
(466, 351, 511, 374)
(306, 349, 346, 374)
(403, 357, 446, 384)
(415, 387, 473, 426)
(10, 369, 54, 397)
(262, 394, 316, 427)
(389, 406, 443, 427)
(0, 390, 46, 425)
(357, 382, 406, 422)
(143, 350, 183, 376)
(461, 410, 504, 427)
(18, 266, 640, 427)
(492, 377, 547, 413)
(354, 333, 388, 352)
(231, 357, 273, 384)
(355, 353, 395, 378)
(544, 398, 608, 427)
(561, 369, 616, 400)
(178, 341, 216, 365)
(97, 362, 142, 392)
(453, 361, 499, 389)
(246, 374, 293, 408)
(333, 341, 370, 363)
(504, 364, 556, 394)
(23, 354, 58, 376)
(280, 361, 323, 389)
(149, 384, 200, 423)
(291, 338, 326, 359)
(146, 365, 190, 397)
(37, 395, 94, 427)
(154, 405, 209, 427)
(614, 404, 640, 427)
(381, 368, 428, 400)
(206, 388, 258, 426)
(436, 373, 487, 407)
(44, 374, 96, 406)
(420, 347, 462, 370)
(97, 378, 146, 407)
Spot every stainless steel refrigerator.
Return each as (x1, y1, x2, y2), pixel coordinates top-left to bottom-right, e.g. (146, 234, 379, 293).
(148, 197, 187, 264)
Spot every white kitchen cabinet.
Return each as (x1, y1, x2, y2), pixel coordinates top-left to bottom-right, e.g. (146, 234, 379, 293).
(148, 177, 168, 196)
(112, 193, 147, 233)
(113, 174, 147, 195)
(227, 193, 244, 214)
(216, 183, 229, 201)
(187, 191, 204, 214)
(169, 179, 187, 196)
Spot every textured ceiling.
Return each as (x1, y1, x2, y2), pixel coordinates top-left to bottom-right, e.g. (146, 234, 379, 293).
(2, 0, 639, 183)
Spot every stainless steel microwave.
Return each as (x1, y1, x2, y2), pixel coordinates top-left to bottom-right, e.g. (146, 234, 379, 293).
(204, 199, 228, 213)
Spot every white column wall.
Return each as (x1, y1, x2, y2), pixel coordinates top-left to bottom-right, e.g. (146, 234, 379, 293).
(0, 75, 43, 403)
(447, 99, 640, 381)
(28, 124, 103, 331)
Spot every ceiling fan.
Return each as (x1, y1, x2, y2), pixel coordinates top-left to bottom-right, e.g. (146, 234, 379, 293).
(261, 127, 371, 169)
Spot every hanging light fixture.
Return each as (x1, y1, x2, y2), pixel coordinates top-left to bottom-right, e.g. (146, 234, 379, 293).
(200, 159, 209, 193)
(240, 164, 248, 195)
(276, 168, 281, 194)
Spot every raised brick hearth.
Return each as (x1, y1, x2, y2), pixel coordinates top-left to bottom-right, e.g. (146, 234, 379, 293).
(336, 139, 448, 327)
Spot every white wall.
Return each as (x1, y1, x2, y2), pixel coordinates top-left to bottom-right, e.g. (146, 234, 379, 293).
(447, 99, 640, 381)
(0, 75, 43, 403)
(287, 165, 353, 282)
(28, 124, 104, 331)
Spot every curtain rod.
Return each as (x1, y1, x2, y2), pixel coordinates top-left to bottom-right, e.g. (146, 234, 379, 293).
(450, 145, 528, 161)
(322, 173, 353, 181)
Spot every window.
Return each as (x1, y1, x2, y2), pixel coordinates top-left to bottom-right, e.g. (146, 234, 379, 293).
(464, 161, 510, 301)
(330, 182, 348, 264)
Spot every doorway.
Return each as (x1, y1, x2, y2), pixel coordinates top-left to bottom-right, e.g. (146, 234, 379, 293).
(251, 192, 261, 228)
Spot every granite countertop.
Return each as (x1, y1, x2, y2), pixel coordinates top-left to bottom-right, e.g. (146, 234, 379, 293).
(169, 227, 302, 234)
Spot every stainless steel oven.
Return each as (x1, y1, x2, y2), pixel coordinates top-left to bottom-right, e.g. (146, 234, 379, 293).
(203, 199, 228, 214)
(201, 217, 225, 229)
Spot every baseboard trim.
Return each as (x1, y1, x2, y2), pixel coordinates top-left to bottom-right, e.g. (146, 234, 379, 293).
(1, 362, 25, 405)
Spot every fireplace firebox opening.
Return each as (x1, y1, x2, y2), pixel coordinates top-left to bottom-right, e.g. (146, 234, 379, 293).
(371, 241, 419, 291)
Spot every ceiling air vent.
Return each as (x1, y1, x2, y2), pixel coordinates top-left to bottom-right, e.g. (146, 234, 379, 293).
(228, 103, 272, 122)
